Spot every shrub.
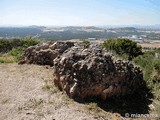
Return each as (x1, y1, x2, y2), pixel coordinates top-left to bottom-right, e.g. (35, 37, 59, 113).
(8, 47, 25, 61)
(0, 37, 39, 63)
(103, 38, 143, 60)
(21, 37, 39, 48)
(0, 37, 39, 53)
(133, 49, 160, 96)
(0, 39, 12, 53)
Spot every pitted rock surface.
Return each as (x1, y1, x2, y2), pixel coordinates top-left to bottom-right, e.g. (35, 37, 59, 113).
(18, 41, 74, 66)
(53, 44, 144, 100)
(19, 41, 144, 100)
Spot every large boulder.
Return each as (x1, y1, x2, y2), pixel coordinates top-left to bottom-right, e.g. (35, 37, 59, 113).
(19, 41, 145, 100)
(53, 45, 144, 100)
(18, 41, 74, 66)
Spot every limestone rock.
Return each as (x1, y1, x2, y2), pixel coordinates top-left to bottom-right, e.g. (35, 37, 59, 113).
(19, 41, 145, 100)
(53, 44, 144, 100)
(18, 41, 74, 66)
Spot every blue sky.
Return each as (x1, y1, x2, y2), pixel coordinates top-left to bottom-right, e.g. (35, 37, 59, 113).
(0, 0, 160, 26)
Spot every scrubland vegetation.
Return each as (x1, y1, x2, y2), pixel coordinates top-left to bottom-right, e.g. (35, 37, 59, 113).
(134, 49, 160, 100)
(102, 38, 143, 60)
(0, 38, 39, 63)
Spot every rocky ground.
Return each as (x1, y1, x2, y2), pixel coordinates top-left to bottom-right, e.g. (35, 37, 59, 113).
(0, 63, 127, 120)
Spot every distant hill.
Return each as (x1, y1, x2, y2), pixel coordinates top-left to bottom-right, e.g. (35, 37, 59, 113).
(0, 27, 42, 38)
(0, 26, 160, 40)
(102, 25, 160, 30)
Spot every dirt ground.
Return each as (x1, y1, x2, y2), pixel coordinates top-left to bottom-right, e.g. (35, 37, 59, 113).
(0, 63, 126, 120)
(138, 40, 160, 48)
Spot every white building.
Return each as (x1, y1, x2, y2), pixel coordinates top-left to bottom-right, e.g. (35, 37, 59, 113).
(88, 38, 97, 40)
(155, 53, 160, 58)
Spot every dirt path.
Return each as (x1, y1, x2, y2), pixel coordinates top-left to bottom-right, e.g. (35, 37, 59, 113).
(0, 64, 125, 120)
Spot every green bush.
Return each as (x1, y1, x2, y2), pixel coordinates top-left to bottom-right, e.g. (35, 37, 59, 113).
(21, 37, 39, 48)
(0, 37, 39, 53)
(103, 38, 143, 60)
(0, 39, 12, 53)
(8, 47, 25, 61)
(0, 38, 39, 63)
(133, 49, 160, 95)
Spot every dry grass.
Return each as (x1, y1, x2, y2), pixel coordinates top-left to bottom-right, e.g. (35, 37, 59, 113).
(139, 40, 160, 48)
(42, 76, 60, 94)
(85, 102, 123, 120)
(0, 54, 16, 63)
(1, 98, 9, 104)
(140, 43, 160, 48)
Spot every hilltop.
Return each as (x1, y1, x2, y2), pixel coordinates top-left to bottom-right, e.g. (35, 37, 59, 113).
(0, 39, 160, 120)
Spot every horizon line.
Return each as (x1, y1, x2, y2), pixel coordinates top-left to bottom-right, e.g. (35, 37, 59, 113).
(0, 24, 160, 27)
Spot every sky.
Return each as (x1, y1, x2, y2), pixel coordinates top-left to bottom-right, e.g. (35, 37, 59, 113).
(0, 0, 160, 26)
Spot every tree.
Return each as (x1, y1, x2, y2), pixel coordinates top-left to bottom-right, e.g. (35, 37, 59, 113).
(103, 38, 143, 60)
(21, 37, 39, 48)
(0, 39, 12, 53)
